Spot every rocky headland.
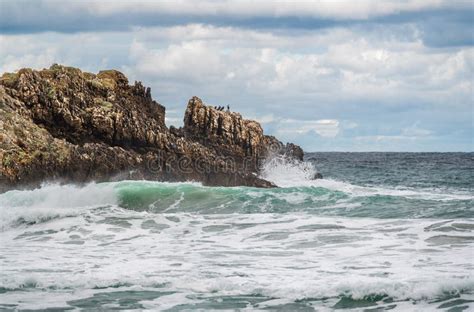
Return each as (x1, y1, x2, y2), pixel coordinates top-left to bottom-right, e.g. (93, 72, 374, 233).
(0, 64, 306, 192)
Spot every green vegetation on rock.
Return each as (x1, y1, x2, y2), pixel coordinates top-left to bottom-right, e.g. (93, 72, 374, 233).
(94, 98, 114, 110)
(0, 72, 19, 87)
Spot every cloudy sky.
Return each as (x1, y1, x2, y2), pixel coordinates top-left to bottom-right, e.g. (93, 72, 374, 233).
(1, 0, 472, 151)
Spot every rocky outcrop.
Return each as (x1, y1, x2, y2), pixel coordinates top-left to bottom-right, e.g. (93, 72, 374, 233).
(183, 97, 304, 166)
(184, 96, 266, 172)
(0, 64, 304, 191)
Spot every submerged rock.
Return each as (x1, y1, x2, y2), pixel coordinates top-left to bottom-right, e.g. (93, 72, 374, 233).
(312, 172, 323, 179)
(0, 64, 304, 191)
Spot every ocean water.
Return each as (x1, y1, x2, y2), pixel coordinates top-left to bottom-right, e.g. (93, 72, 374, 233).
(0, 152, 473, 311)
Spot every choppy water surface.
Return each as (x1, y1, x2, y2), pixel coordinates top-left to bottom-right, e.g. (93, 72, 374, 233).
(0, 152, 473, 311)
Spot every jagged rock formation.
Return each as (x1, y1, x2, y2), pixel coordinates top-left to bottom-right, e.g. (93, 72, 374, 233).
(0, 64, 305, 191)
(184, 97, 304, 166)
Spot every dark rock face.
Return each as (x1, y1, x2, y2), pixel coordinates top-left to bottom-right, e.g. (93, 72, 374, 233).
(312, 172, 323, 180)
(0, 64, 304, 191)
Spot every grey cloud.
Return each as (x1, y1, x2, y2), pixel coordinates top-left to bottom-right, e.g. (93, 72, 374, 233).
(0, 2, 472, 151)
(1, 1, 473, 48)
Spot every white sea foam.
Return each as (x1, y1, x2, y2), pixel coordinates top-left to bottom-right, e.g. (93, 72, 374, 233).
(313, 178, 474, 201)
(0, 173, 472, 311)
(260, 155, 474, 201)
(0, 182, 119, 230)
(1, 209, 473, 310)
(0, 182, 118, 209)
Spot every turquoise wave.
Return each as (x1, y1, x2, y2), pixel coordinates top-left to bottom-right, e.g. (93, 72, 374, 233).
(111, 180, 474, 218)
(1, 180, 472, 229)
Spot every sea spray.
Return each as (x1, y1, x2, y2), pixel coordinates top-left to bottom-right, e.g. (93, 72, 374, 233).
(259, 154, 318, 187)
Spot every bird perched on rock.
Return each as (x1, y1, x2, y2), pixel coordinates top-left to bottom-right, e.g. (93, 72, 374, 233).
(227, 105, 230, 111)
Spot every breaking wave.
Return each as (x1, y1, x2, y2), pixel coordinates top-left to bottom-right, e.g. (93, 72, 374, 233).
(1, 156, 473, 230)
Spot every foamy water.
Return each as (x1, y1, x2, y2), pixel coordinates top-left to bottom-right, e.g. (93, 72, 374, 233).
(1, 153, 473, 311)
